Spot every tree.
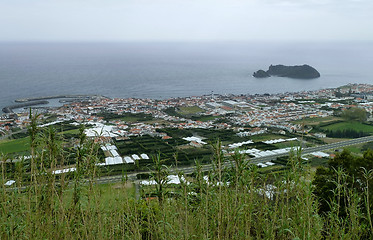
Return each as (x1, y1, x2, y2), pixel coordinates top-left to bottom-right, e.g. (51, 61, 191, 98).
(150, 153, 169, 203)
(313, 149, 373, 237)
(341, 107, 367, 122)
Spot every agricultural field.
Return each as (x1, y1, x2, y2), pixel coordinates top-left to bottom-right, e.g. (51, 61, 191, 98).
(190, 115, 220, 122)
(98, 112, 153, 123)
(344, 145, 364, 155)
(249, 134, 290, 142)
(114, 135, 213, 169)
(322, 137, 349, 144)
(0, 137, 30, 155)
(306, 155, 330, 167)
(120, 114, 154, 123)
(159, 128, 252, 145)
(167, 106, 220, 122)
(177, 106, 205, 115)
(292, 116, 342, 126)
(0, 124, 81, 157)
(321, 121, 373, 132)
(273, 141, 301, 149)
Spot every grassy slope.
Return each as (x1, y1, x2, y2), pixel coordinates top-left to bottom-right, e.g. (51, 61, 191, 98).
(0, 137, 30, 154)
(2, 161, 370, 239)
(0, 128, 80, 155)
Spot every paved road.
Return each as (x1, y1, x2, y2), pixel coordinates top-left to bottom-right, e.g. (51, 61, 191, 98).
(0, 129, 27, 141)
(96, 136, 373, 184)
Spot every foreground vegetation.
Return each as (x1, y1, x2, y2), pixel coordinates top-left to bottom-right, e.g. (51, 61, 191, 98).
(1, 113, 373, 239)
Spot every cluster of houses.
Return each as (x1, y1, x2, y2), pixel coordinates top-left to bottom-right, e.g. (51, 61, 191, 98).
(2, 84, 373, 147)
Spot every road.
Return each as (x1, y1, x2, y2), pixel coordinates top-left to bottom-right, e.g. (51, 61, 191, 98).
(7, 135, 373, 188)
(96, 135, 373, 184)
(0, 129, 28, 141)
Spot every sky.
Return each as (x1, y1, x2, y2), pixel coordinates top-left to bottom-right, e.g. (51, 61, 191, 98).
(0, 0, 372, 42)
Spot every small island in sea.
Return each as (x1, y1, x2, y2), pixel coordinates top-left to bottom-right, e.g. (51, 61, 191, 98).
(253, 64, 321, 79)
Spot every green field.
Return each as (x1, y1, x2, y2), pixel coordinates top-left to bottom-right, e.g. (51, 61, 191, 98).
(191, 115, 219, 122)
(98, 112, 153, 122)
(292, 116, 341, 125)
(344, 145, 363, 154)
(273, 141, 301, 149)
(321, 121, 373, 132)
(120, 116, 146, 122)
(249, 134, 289, 142)
(177, 106, 205, 115)
(0, 127, 80, 155)
(0, 137, 30, 154)
(114, 134, 212, 169)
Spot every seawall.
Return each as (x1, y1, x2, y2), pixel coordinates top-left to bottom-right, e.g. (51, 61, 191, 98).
(2, 100, 49, 113)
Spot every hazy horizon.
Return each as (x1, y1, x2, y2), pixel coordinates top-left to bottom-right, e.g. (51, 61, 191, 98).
(1, 41, 372, 111)
(1, 0, 372, 42)
(1, 40, 373, 43)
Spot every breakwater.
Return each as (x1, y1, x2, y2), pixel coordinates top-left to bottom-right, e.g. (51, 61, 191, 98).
(15, 94, 101, 103)
(2, 95, 106, 113)
(2, 100, 49, 113)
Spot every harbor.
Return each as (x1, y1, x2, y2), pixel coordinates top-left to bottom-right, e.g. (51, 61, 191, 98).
(2, 94, 104, 113)
(2, 100, 49, 113)
(15, 94, 102, 103)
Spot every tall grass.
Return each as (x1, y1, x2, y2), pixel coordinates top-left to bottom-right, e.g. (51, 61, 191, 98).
(1, 116, 372, 239)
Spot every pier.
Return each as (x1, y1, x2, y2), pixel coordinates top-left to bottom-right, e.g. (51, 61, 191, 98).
(2, 94, 106, 113)
(15, 94, 102, 103)
(2, 100, 49, 113)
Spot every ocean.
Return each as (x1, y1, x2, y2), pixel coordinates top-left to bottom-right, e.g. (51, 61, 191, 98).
(0, 41, 372, 111)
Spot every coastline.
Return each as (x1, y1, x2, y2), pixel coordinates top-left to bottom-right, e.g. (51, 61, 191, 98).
(15, 94, 102, 103)
(2, 94, 105, 113)
(2, 100, 49, 113)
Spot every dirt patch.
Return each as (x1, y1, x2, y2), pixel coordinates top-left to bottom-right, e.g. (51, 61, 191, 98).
(322, 137, 348, 144)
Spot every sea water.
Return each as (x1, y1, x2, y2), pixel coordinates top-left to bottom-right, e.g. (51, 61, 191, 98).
(0, 41, 372, 110)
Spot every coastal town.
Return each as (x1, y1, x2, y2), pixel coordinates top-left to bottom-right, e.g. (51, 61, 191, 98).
(2, 83, 373, 137)
(2, 83, 373, 172)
